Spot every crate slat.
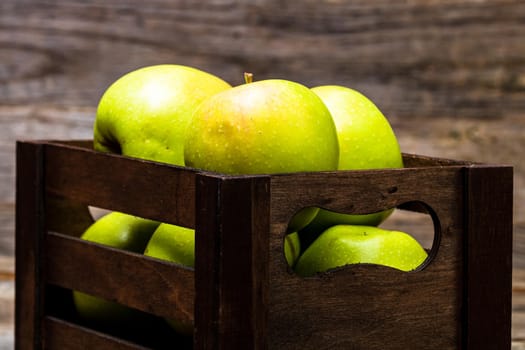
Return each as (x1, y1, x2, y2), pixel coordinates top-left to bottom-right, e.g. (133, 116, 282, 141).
(44, 316, 150, 350)
(44, 141, 196, 228)
(402, 152, 471, 167)
(46, 232, 194, 325)
(269, 165, 464, 227)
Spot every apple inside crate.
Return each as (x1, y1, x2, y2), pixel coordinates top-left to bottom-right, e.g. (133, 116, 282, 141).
(16, 140, 513, 350)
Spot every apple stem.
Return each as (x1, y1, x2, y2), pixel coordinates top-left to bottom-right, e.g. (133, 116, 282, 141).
(244, 72, 253, 84)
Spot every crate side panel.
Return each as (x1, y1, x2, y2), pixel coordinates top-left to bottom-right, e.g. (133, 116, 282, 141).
(267, 166, 464, 349)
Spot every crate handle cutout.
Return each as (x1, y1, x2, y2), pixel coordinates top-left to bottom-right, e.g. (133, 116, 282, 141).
(284, 200, 441, 276)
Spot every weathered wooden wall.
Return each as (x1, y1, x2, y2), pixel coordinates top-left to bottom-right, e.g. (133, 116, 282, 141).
(1, 0, 524, 347)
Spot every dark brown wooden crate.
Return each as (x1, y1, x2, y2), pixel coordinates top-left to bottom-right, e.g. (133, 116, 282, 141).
(15, 140, 513, 349)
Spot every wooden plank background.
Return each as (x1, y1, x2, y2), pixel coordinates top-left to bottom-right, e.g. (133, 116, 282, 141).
(1, 0, 524, 348)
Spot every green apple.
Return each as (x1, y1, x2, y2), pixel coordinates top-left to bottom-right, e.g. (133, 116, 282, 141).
(183, 78, 339, 175)
(294, 225, 428, 277)
(303, 85, 404, 234)
(287, 207, 320, 234)
(298, 208, 393, 252)
(311, 85, 403, 171)
(76, 211, 160, 252)
(94, 64, 231, 165)
(73, 212, 160, 328)
(144, 223, 195, 268)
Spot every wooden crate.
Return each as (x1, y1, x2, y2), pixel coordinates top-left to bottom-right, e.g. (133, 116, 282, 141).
(15, 140, 513, 349)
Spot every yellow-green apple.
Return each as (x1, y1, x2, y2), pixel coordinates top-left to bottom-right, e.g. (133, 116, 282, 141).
(94, 64, 231, 165)
(301, 85, 404, 240)
(312, 85, 403, 171)
(294, 225, 428, 277)
(183, 78, 339, 175)
(73, 212, 160, 328)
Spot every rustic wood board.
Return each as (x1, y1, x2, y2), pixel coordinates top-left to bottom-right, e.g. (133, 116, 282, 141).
(1, 0, 524, 118)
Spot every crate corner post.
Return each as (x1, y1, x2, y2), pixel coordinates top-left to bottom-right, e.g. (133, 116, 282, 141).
(15, 141, 47, 350)
(463, 164, 513, 349)
(194, 173, 271, 349)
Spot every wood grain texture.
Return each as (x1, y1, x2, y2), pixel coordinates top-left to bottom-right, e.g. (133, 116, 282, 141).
(44, 141, 196, 228)
(15, 140, 512, 349)
(45, 232, 195, 325)
(1, 0, 524, 118)
(267, 167, 465, 349)
(464, 165, 514, 349)
(14, 142, 46, 350)
(195, 174, 271, 349)
(3, 0, 525, 347)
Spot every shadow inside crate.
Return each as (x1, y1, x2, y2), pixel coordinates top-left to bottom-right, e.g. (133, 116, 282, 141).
(46, 285, 193, 349)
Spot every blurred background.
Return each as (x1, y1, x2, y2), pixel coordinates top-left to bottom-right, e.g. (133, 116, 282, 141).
(1, 0, 524, 348)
